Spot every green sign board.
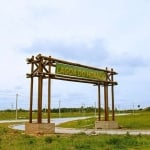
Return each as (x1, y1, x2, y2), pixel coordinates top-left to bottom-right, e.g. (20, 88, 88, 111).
(55, 63, 106, 81)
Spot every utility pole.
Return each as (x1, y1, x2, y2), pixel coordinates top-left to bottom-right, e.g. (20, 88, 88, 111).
(133, 103, 135, 116)
(16, 93, 18, 120)
(82, 103, 85, 116)
(95, 102, 96, 117)
(59, 100, 61, 118)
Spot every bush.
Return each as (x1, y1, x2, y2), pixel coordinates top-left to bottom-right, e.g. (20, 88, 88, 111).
(75, 143, 92, 150)
(107, 137, 121, 145)
(0, 127, 8, 134)
(45, 136, 53, 144)
(21, 134, 36, 145)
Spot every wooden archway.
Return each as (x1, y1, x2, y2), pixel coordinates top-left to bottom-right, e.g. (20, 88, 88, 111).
(26, 54, 118, 132)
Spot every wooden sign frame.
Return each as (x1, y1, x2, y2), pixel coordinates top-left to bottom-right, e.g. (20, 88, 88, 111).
(26, 54, 117, 125)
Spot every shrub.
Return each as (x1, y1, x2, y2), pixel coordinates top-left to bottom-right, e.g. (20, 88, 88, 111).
(0, 127, 8, 134)
(107, 137, 121, 145)
(75, 143, 92, 150)
(45, 136, 53, 144)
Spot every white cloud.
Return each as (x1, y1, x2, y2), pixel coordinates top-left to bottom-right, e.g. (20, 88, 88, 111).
(0, 0, 150, 109)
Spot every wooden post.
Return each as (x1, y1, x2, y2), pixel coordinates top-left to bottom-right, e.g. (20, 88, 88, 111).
(98, 84, 101, 121)
(105, 84, 109, 121)
(111, 68, 115, 121)
(48, 57, 51, 123)
(29, 56, 34, 123)
(104, 84, 109, 121)
(37, 55, 43, 123)
(104, 67, 109, 121)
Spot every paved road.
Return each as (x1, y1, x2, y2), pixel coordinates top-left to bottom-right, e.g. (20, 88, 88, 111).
(56, 127, 150, 135)
(1, 116, 150, 135)
(7, 117, 90, 130)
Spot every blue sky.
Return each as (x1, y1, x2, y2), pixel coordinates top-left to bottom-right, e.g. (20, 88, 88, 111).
(0, 0, 150, 110)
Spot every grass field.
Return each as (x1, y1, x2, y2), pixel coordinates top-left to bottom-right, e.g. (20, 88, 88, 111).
(0, 123, 150, 150)
(0, 110, 150, 149)
(0, 110, 95, 120)
(57, 111, 150, 129)
(116, 111, 150, 129)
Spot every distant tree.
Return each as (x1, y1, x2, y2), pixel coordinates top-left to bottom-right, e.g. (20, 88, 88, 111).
(137, 105, 140, 109)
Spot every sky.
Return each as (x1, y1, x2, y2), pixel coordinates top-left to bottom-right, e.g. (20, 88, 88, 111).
(0, 0, 150, 110)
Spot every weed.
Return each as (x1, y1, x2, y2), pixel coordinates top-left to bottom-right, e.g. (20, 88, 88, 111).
(78, 132, 86, 135)
(21, 134, 36, 145)
(138, 133, 142, 137)
(126, 131, 130, 136)
(45, 136, 53, 143)
(75, 143, 93, 150)
(123, 136, 138, 146)
(56, 134, 60, 138)
(107, 137, 121, 145)
(0, 127, 8, 134)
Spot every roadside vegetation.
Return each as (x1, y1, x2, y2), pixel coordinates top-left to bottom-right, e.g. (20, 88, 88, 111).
(0, 108, 150, 149)
(116, 111, 150, 129)
(0, 107, 97, 120)
(0, 123, 150, 150)
(57, 109, 150, 129)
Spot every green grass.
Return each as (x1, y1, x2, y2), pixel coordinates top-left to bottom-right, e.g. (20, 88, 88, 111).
(116, 111, 150, 129)
(57, 111, 150, 130)
(0, 111, 150, 149)
(57, 117, 96, 128)
(1, 110, 150, 130)
(0, 110, 94, 120)
(0, 123, 150, 150)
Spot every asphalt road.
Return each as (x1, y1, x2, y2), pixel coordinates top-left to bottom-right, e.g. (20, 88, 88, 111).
(1, 116, 149, 135)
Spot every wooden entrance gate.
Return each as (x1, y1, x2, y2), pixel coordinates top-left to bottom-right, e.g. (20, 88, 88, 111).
(26, 54, 118, 133)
